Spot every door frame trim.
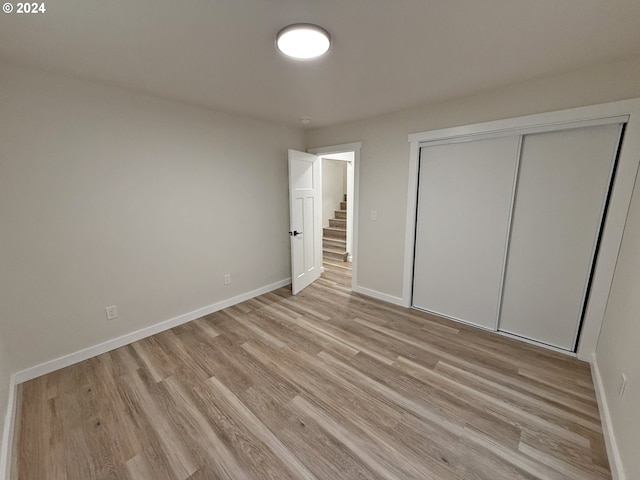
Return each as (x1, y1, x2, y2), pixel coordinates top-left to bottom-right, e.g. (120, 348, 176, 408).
(403, 98, 640, 361)
(308, 142, 361, 291)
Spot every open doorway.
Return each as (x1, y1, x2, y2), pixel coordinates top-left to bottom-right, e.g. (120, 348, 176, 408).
(321, 153, 353, 269)
(308, 142, 360, 291)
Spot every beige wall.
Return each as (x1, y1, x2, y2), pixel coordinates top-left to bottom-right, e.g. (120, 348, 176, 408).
(322, 159, 346, 228)
(305, 55, 640, 298)
(0, 63, 304, 374)
(596, 167, 640, 479)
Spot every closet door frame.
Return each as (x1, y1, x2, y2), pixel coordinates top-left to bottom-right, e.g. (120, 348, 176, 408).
(402, 98, 640, 360)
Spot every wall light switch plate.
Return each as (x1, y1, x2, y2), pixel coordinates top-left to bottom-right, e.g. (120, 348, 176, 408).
(105, 305, 118, 320)
(371, 210, 378, 221)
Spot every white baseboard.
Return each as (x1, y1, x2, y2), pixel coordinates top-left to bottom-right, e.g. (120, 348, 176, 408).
(352, 285, 405, 307)
(591, 352, 626, 480)
(13, 278, 291, 385)
(0, 375, 17, 480)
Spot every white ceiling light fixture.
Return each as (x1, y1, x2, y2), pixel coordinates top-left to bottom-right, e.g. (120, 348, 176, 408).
(276, 24, 331, 59)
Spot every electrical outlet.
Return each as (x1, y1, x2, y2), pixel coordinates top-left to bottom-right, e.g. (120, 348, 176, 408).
(618, 373, 628, 397)
(224, 274, 231, 285)
(371, 210, 378, 221)
(105, 305, 119, 321)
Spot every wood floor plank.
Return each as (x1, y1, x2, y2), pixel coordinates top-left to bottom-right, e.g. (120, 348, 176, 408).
(14, 264, 612, 479)
(121, 369, 198, 479)
(396, 356, 591, 447)
(206, 376, 317, 480)
(434, 361, 601, 429)
(290, 395, 432, 480)
(240, 342, 404, 431)
(160, 375, 253, 480)
(188, 377, 304, 480)
(238, 383, 386, 480)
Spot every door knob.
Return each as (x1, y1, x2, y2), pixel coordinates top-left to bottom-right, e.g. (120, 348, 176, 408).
(289, 230, 303, 236)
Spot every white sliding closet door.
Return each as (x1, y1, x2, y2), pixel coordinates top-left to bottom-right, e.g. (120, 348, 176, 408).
(499, 124, 622, 350)
(413, 136, 519, 329)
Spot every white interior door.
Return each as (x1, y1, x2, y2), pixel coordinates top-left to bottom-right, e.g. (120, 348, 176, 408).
(498, 124, 622, 350)
(289, 149, 322, 295)
(413, 136, 520, 329)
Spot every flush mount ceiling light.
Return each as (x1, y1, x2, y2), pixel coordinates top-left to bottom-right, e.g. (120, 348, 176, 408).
(276, 24, 331, 59)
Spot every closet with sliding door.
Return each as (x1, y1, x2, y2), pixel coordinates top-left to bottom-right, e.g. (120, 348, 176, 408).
(412, 118, 625, 352)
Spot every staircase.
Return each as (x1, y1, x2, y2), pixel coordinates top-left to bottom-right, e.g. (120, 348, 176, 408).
(323, 194, 348, 263)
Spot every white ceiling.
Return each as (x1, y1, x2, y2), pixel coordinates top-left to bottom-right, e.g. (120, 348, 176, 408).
(2, 0, 640, 128)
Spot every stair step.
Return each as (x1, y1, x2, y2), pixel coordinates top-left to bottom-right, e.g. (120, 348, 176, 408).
(340, 201, 347, 210)
(323, 248, 348, 262)
(323, 227, 346, 240)
(329, 218, 346, 228)
(323, 246, 347, 255)
(335, 210, 347, 219)
(323, 237, 346, 249)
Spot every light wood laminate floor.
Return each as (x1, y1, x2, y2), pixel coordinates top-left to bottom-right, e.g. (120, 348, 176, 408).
(14, 265, 610, 479)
